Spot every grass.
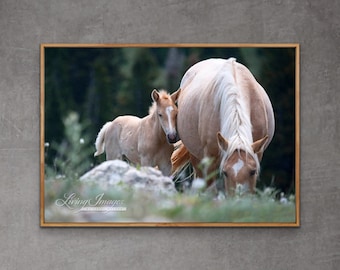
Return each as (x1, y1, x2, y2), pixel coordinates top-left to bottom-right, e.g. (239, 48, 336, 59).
(44, 112, 296, 224)
(44, 176, 296, 223)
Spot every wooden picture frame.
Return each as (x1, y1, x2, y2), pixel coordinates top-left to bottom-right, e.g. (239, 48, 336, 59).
(40, 43, 300, 227)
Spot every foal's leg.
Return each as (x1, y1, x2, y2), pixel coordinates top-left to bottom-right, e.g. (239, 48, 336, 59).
(156, 145, 174, 176)
(104, 122, 122, 160)
(105, 138, 122, 160)
(158, 159, 172, 176)
(139, 155, 153, 169)
(106, 148, 122, 160)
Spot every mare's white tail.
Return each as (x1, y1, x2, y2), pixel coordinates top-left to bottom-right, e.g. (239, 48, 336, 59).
(94, 122, 111, 156)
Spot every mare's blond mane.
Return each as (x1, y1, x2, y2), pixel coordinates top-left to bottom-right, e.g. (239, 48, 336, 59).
(212, 58, 260, 173)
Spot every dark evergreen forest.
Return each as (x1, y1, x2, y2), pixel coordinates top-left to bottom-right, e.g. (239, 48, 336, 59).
(44, 46, 296, 193)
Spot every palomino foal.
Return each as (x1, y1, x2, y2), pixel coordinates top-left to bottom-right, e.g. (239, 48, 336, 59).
(94, 89, 181, 176)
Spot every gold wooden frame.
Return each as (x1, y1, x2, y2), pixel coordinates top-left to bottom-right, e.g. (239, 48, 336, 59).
(40, 43, 300, 227)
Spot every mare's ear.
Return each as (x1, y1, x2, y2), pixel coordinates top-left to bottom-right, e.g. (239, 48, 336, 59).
(151, 89, 160, 102)
(217, 132, 229, 151)
(171, 88, 181, 103)
(252, 135, 268, 154)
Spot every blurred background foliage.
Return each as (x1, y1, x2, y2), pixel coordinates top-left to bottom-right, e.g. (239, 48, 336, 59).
(44, 46, 296, 194)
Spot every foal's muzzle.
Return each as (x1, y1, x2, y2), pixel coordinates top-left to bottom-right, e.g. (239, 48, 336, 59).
(167, 133, 180, 144)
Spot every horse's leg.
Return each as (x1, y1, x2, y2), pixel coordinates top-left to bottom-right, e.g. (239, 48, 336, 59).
(105, 138, 122, 160)
(158, 159, 172, 176)
(105, 122, 122, 160)
(189, 154, 203, 178)
(139, 155, 154, 170)
(106, 149, 121, 160)
(206, 158, 220, 188)
(190, 153, 221, 195)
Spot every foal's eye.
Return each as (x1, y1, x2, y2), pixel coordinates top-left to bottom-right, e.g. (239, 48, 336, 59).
(250, 170, 256, 176)
(223, 171, 228, 178)
(158, 113, 162, 117)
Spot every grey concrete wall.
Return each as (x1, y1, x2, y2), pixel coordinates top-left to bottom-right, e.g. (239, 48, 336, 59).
(0, 0, 339, 269)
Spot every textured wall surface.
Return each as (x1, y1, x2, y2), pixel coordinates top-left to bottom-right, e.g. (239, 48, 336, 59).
(0, 0, 339, 269)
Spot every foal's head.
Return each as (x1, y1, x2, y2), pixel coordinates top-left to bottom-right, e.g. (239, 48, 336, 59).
(151, 89, 181, 144)
(217, 132, 268, 195)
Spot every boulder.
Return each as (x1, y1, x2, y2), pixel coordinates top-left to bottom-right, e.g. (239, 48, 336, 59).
(80, 160, 177, 195)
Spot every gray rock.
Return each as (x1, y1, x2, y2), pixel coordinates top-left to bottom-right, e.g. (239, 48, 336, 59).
(80, 160, 177, 195)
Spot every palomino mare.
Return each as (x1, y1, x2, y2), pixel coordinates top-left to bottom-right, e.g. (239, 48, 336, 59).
(94, 89, 181, 176)
(172, 58, 275, 195)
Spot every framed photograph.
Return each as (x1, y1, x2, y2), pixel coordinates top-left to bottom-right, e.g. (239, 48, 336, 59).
(40, 43, 300, 227)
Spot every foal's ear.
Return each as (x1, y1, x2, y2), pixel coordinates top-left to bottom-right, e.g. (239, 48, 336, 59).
(170, 88, 181, 103)
(217, 132, 229, 151)
(151, 89, 160, 102)
(252, 135, 268, 154)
